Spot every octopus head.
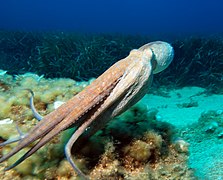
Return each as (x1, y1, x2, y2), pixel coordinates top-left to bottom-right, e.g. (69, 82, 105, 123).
(139, 41, 174, 74)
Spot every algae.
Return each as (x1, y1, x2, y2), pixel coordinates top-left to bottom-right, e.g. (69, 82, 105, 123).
(0, 72, 195, 179)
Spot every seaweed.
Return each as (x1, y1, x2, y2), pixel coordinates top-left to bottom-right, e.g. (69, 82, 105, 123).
(0, 30, 222, 93)
(154, 36, 223, 93)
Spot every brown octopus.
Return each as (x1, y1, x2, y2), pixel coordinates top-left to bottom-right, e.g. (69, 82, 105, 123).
(0, 41, 174, 179)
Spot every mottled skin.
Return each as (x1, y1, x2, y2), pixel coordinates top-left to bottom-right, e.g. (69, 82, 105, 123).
(0, 41, 173, 179)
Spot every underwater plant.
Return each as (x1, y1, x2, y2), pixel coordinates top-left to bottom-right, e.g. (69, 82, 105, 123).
(1, 30, 222, 92)
(0, 30, 43, 74)
(154, 36, 223, 93)
(33, 33, 150, 81)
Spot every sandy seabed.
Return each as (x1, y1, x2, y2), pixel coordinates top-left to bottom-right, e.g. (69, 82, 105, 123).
(143, 86, 223, 179)
(0, 71, 222, 179)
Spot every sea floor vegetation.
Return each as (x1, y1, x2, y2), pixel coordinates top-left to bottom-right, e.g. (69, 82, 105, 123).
(0, 72, 195, 179)
(0, 30, 222, 93)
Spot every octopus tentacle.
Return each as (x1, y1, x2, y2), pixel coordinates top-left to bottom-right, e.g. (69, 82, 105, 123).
(2, 77, 120, 170)
(0, 61, 125, 165)
(26, 89, 43, 121)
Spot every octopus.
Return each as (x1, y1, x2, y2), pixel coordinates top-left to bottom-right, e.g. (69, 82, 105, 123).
(0, 41, 174, 179)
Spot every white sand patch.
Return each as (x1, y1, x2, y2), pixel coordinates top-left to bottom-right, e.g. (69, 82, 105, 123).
(189, 138, 223, 179)
(141, 86, 223, 127)
(141, 86, 223, 179)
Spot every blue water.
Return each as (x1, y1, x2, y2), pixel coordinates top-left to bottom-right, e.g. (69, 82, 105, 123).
(0, 0, 223, 35)
(0, 1, 223, 179)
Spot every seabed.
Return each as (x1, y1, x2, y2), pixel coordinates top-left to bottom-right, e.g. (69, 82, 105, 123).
(0, 71, 222, 179)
